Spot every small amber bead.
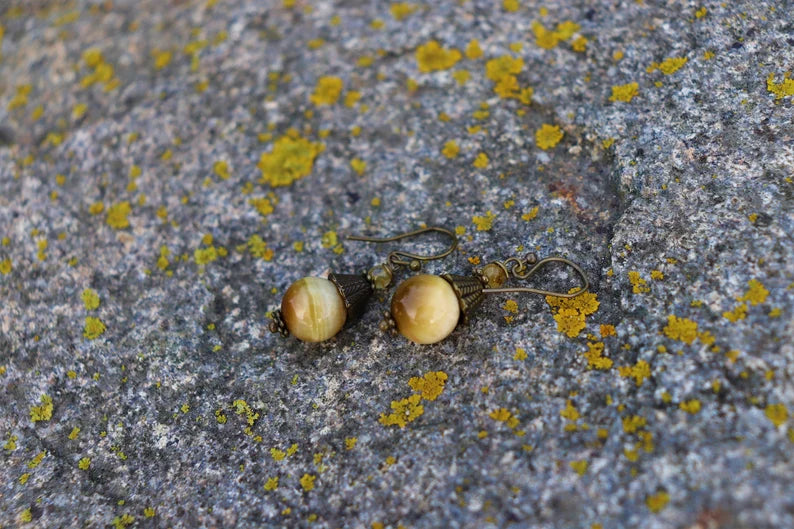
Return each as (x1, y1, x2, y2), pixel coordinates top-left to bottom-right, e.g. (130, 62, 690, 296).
(481, 263, 508, 288)
(367, 264, 393, 290)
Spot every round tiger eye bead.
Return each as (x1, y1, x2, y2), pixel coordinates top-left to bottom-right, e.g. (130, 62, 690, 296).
(481, 263, 508, 288)
(390, 274, 460, 344)
(281, 277, 346, 342)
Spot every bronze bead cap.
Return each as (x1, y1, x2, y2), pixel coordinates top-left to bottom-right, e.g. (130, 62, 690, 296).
(383, 252, 590, 345)
(269, 227, 458, 342)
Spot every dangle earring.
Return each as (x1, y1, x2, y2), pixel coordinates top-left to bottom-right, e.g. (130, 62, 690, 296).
(383, 253, 590, 344)
(269, 227, 458, 342)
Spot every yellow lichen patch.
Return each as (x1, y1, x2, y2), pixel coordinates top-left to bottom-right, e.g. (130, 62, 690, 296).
(571, 36, 587, 52)
(662, 315, 698, 344)
(78, 457, 91, 470)
(106, 201, 131, 229)
(610, 82, 639, 103)
(345, 437, 357, 450)
(737, 279, 769, 306)
(213, 160, 230, 180)
(570, 460, 588, 475)
(618, 360, 651, 387)
(599, 324, 616, 337)
(465, 39, 483, 60)
(81, 289, 100, 310)
(766, 73, 794, 100)
(0, 258, 11, 275)
(646, 491, 670, 513)
(531, 21, 559, 49)
(390, 2, 418, 20)
(29, 452, 47, 468)
(310, 76, 344, 106)
(560, 400, 580, 421)
(152, 49, 172, 70)
(473, 152, 489, 168)
(503, 299, 519, 313)
(472, 210, 495, 231)
(379, 394, 424, 428)
(68, 427, 80, 440)
(622, 415, 646, 433)
(407, 371, 448, 401)
(30, 394, 54, 422)
(416, 40, 461, 72)
(350, 158, 367, 175)
(546, 290, 599, 338)
(765, 403, 788, 427)
(489, 407, 512, 423)
(300, 473, 316, 492)
(679, 399, 701, 414)
(521, 207, 539, 222)
(83, 316, 106, 339)
(264, 477, 279, 491)
(514, 347, 527, 360)
(250, 196, 274, 217)
(247, 235, 274, 261)
(485, 55, 523, 83)
(723, 303, 747, 322)
(442, 140, 459, 158)
(258, 131, 324, 187)
(194, 246, 218, 265)
(535, 124, 563, 150)
(7, 84, 32, 111)
(647, 57, 688, 75)
(583, 341, 612, 370)
(650, 270, 664, 280)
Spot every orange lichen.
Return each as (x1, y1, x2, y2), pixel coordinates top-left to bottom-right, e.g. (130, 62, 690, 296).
(407, 371, 448, 401)
(662, 315, 698, 344)
(599, 324, 616, 337)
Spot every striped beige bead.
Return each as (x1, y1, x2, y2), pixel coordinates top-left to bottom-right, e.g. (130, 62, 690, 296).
(390, 274, 460, 344)
(281, 277, 346, 342)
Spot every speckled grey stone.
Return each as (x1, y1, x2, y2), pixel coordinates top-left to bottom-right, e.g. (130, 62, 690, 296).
(1, 1, 793, 528)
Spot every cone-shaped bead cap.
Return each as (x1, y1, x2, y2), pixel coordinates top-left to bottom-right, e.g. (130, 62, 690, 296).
(440, 274, 485, 324)
(328, 272, 373, 323)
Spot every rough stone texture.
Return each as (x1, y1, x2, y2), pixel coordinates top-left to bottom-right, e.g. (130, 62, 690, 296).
(1, 1, 793, 528)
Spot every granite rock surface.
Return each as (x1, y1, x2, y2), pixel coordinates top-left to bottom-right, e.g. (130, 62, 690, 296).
(1, 1, 793, 528)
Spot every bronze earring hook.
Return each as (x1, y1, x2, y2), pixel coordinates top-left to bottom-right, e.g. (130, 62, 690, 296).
(347, 226, 458, 288)
(480, 254, 590, 298)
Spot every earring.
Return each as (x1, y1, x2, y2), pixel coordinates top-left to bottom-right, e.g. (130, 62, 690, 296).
(269, 227, 458, 342)
(383, 253, 590, 344)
